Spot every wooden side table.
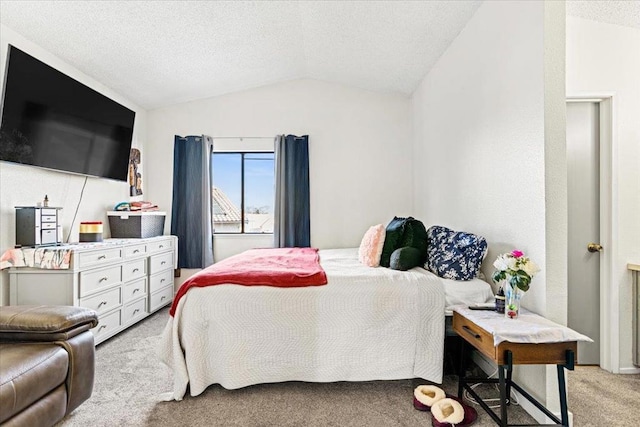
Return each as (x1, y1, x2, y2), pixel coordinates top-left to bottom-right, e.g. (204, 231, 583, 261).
(453, 310, 576, 427)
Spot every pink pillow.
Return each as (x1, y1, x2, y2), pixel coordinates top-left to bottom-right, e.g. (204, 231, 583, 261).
(358, 224, 386, 267)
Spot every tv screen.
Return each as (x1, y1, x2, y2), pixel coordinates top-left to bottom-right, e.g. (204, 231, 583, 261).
(0, 45, 136, 181)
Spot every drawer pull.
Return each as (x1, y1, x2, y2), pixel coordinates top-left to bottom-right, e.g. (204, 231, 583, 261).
(462, 325, 481, 339)
(98, 255, 106, 260)
(133, 308, 140, 314)
(99, 276, 109, 282)
(161, 261, 166, 265)
(133, 249, 140, 253)
(98, 301, 108, 308)
(133, 288, 140, 294)
(159, 245, 164, 248)
(160, 278, 166, 283)
(161, 296, 166, 301)
(98, 325, 107, 332)
(133, 268, 139, 273)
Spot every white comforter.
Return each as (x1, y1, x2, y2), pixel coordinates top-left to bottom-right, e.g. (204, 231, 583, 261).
(158, 248, 446, 400)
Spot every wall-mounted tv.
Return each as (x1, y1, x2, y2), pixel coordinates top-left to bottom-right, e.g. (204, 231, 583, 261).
(0, 45, 136, 182)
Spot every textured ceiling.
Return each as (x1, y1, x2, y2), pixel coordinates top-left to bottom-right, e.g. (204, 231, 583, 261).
(567, 1, 640, 29)
(0, 1, 482, 109)
(2, 1, 636, 111)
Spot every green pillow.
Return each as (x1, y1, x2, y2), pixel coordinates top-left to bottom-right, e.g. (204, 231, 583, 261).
(399, 219, 428, 264)
(389, 247, 423, 271)
(379, 217, 408, 267)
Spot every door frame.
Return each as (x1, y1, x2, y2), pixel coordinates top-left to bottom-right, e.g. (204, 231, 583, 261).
(566, 93, 618, 373)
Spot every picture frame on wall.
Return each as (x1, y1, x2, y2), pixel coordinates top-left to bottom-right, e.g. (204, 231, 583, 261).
(129, 148, 143, 196)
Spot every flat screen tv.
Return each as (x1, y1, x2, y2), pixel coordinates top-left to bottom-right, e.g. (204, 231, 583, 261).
(0, 45, 136, 181)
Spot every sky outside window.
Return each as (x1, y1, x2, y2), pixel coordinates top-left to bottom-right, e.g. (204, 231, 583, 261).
(212, 152, 274, 233)
(212, 153, 241, 208)
(244, 153, 274, 214)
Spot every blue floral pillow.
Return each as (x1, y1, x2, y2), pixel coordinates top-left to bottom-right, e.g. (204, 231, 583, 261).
(425, 225, 488, 281)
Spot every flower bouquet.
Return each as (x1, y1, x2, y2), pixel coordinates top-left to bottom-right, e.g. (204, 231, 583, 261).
(492, 250, 540, 319)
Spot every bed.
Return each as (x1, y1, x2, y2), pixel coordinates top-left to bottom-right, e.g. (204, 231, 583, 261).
(158, 248, 493, 400)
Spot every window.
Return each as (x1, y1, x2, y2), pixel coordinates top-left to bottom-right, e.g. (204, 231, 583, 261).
(212, 152, 274, 234)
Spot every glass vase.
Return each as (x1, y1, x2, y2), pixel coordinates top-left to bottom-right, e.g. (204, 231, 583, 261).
(504, 282, 522, 319)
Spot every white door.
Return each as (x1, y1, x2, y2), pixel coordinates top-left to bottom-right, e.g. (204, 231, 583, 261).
(567, 102, 600, 365)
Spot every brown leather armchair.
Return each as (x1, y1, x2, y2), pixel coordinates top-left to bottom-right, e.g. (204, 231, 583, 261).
(0, 305, 98, 427)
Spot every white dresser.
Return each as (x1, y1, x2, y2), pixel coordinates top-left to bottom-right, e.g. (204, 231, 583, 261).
(9, 236, 177, 345)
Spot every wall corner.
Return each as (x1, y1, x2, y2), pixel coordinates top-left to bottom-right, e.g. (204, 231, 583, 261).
(543, 0, 567, 412)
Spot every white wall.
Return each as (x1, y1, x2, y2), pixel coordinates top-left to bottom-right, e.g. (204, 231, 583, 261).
(413, 0, 548, 311)
(146, 78, 414, 258)
(412, 0, 565, 417)
(542, 0, 567, 411)
(0, 25, 147, 305)
(567, 17, 640, 372)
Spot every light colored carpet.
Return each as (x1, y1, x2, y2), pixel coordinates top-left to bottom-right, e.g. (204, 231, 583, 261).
(568, 366, 640, 427)
(59, 308, 537, 426)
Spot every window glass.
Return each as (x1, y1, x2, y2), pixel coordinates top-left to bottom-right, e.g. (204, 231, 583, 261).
(244, 153, 274, 233)
(211, 152, 274, 234)
(212, 153, 242, 233)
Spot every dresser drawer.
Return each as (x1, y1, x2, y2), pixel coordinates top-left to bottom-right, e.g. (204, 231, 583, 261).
(123, 297, 148, 325)
(149, 252, 173, 274)
(148, 239, 172, 254)
(149, 269, 173, 294)
(122, 258, 146, 282)
(41, 208, 58, 217)
(80, 287, 122, 315)
(93, 309, 121, 341)
(41, 222, 57, 230)
(453, 312, 495, 360)
(78, 248, 122, 268)
(80, 265, 122, 297)
(123, 277, 147, 303)
(41, 214, 57, 223)
(149, 286, 173, 312)
(41, 229, 57, 245)
(124, 244, 147, 258)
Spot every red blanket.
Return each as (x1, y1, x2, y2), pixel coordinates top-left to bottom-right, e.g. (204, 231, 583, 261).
(169, 247, 327, 316)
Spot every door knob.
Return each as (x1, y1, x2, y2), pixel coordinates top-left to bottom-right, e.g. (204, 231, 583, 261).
(587, 243, 603, 253)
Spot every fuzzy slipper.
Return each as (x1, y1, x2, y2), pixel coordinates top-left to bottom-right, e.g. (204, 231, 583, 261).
(413, 385, 446, 411)
(431, 397, 478, 427)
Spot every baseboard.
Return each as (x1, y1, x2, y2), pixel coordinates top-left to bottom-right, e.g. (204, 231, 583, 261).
(619, 366, 640, 374)
(470, 350, 574, 427)
(471, 349, 498, 379)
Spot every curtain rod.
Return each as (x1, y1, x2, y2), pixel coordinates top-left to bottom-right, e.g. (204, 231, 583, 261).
(211, 136, 274, 140)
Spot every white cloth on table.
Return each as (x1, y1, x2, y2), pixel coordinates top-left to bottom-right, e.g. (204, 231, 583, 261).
(0, 239, 157, 270)
(0, 247, 72, 270)
(452, 306, 593, 346)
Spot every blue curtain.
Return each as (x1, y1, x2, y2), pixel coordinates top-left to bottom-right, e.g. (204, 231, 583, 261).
(171, 135, 214, 268)
(274, 135, 310, 247)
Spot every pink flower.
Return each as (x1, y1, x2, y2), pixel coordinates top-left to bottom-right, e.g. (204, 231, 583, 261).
(511, 250, 524, 258)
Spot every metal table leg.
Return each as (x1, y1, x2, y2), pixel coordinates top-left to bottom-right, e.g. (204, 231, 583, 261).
(505, 351, 513, 406)
(558, 349, 575, 427)
(498, 364, 508, 427)
(557, 364, 569, 426)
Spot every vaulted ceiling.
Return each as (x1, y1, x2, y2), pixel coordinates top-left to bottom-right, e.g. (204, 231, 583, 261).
(1, 1, 638, 110)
